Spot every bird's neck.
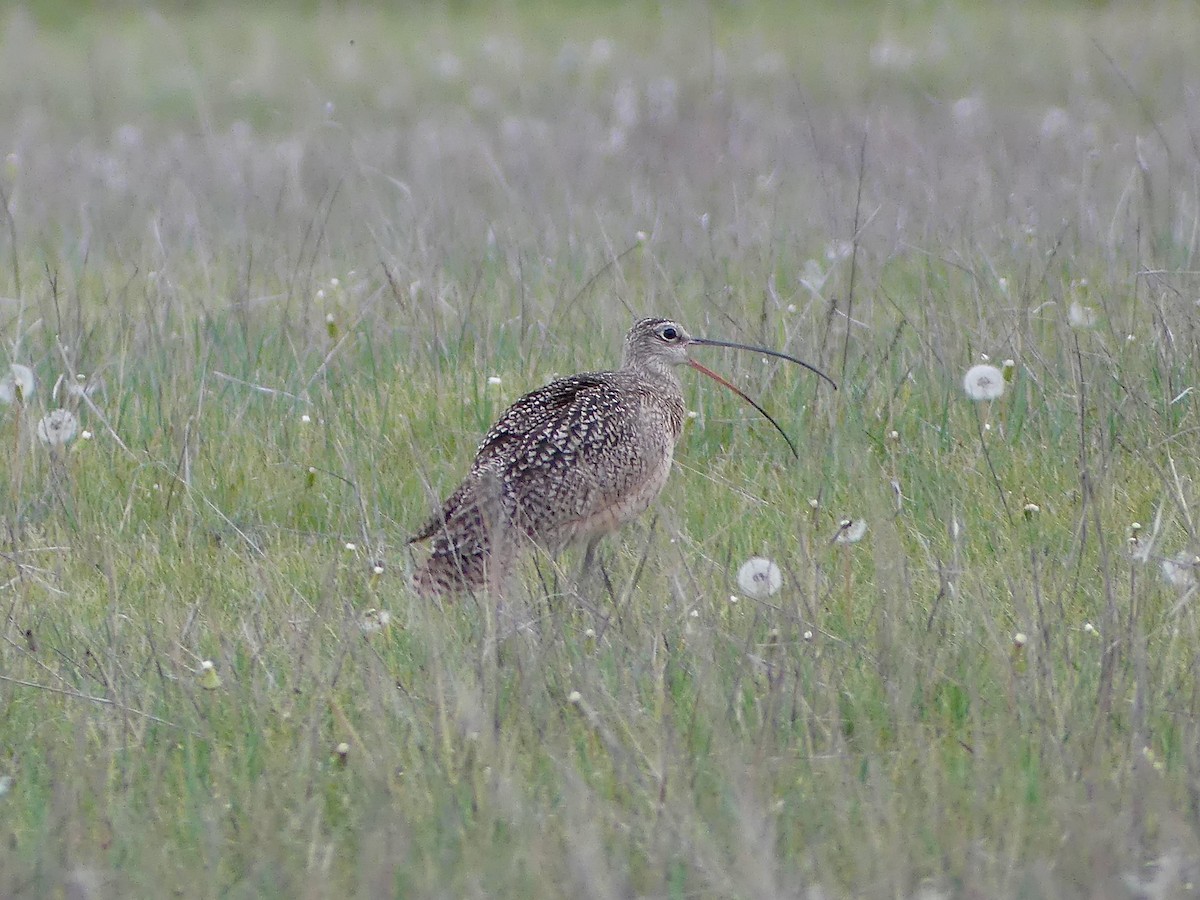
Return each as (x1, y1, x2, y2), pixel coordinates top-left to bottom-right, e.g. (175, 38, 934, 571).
(625, 359, 682, 395)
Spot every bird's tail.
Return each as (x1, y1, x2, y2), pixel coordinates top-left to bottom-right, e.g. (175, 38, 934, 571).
(411, 470, 518, 599)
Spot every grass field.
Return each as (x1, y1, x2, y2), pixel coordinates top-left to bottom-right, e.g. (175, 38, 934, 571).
(3, 1, 1200, 896)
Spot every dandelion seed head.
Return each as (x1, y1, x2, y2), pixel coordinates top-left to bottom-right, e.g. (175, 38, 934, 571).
(80, 430, 93, 440)
(803, 630, 813, 641)
(1083, 622, 1095, 634)
(736, 557, 782, 599)
(372, 565, 384, 575)
(963, 364, 1005, 401)
(835, 519, 868, 544)
(344, 542, 357, 552)
(336, 741, 350, 755)
(0, 364, 35, 404)
(360, 608, 391, 634)
(567, 690, 582, 704)
(1013, 632, 1028, 648)
(1160, 551, 1198, 590)
(686, 410, 698, 419)
(36, 409, 79, 447)
(1068, 301, 1097, 329)
(317, 289, 326, 301)
(301, 414, 312, 423)
(198, 659, 221, 690)
(487, 375, 502, 385)
(825, 240, 853, 262)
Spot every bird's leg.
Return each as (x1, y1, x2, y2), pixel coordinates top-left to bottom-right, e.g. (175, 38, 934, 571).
(580, 536, 602, 579)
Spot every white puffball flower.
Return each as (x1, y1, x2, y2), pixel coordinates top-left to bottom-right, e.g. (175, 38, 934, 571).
(1068, 301, 1098, 329)
(835, 518, 868, 544)
(736, 557, 783, 599)
(963, 364, 1005, 401)
(360, 608, 392, 634)
(36, 409, 79, 447)
(0, 364, 35, 404)
(1161, 551, 1198, 590)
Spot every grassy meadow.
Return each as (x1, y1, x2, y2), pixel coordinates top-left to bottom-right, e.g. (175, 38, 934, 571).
(4, 1, 1200, 896)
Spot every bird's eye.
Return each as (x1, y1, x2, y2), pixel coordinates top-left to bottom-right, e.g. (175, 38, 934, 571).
(660, 326, 678, 341)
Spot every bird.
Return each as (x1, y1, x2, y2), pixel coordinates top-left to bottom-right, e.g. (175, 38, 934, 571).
(409, 316, 836, 598)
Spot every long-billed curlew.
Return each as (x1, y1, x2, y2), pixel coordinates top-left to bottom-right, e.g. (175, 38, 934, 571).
(409, 316, 836, 598)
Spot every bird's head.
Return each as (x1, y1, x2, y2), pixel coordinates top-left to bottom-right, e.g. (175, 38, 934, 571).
(621, 315, 837, 458)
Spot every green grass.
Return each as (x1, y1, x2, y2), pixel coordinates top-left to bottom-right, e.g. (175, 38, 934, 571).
(3, 1, 1200, 896)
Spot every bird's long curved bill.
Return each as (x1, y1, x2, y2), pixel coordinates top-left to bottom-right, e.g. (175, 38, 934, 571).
(690, 337, 838, 391)
(687, 358, 801, 459)
(686, 337, 835, 459)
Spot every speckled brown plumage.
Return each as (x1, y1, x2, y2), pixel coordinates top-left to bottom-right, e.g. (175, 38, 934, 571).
(409, 316, 834, 598)
(410, 317, 688, 598)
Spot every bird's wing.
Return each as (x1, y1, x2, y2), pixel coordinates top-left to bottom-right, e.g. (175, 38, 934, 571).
(409, 373, 616, 544)
(471, 373, 615, 470)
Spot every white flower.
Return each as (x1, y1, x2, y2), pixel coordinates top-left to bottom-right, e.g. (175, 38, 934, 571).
(736, 557, 782, 599)
(487, 375, 502, 385)
(1160, 551, 1198, 590)
(198, 660, 221, 690)
(360, 608, 392, 634)
(834, 519, 868, 544)
(825, 240, 854, 262)
(1068, 302, 1098, 329)
(0, 364, 34, 404)
(963, 364, 1005, 401)
(300, 414, 311, 424)
(799, 259, 827, 296)
(344, 542, 357, 552)
(952, 96, 983, 121)
(36, 409, 79, 446)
